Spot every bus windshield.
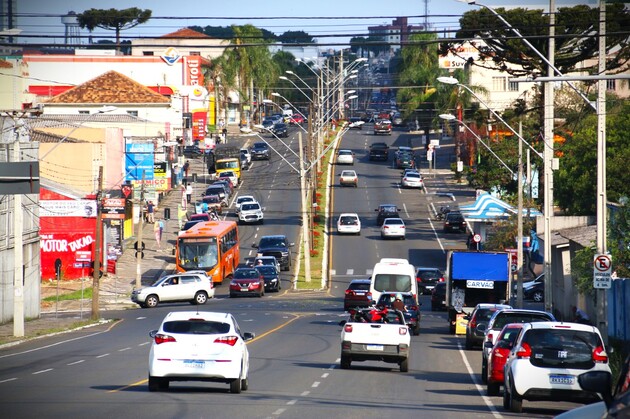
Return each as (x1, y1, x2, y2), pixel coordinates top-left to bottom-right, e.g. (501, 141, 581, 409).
(177, 237, 218, 270)
(373, 274, 412, 293)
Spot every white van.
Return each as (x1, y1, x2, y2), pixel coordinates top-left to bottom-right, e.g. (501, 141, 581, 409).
(369, 258, 417, 303)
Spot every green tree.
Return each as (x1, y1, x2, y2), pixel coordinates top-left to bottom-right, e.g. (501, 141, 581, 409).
(555, 101, 630, 215)
(443, 5, 630, 78)
(77, 7, 152, 52)
(278, 31, 315, 44)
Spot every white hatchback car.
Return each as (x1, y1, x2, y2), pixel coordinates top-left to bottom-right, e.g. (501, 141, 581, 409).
(503, 322, 611, 413)
(336, 149, 355, 165)
(401, 171, 423, 188)
(148, 311, 255, 393)
(380, 217, 406, 239)
(337, 213, 361, 235)
(130, 272, 215, 308)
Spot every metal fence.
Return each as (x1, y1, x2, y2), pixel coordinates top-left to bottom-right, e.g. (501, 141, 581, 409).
(608, 278, 629, 342)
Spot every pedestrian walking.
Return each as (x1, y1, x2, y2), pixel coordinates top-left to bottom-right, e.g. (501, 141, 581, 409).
(154, 219, 162, 251)
(186, 184, 193, 204)
(181, 185, 187, 210)
(146, 200, 155, 223)
(177, 204, 187, 229)
(183, 161, 190, 178)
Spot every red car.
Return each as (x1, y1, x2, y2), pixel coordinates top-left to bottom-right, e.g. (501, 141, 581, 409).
(290, 113, 305, 124)
(486, 323, 524, 396)
(343, 279, 372, 311)
(229, 268, 265, 298)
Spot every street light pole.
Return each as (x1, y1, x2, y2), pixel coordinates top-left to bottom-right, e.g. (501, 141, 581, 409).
(298, 132, 311, 283)
(92, 166, 103, 320)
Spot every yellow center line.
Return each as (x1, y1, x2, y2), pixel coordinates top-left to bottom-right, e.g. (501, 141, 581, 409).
(108, 313, 303, 393)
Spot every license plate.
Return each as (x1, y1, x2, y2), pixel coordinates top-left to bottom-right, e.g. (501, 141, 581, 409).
(355, 292, 365, 295)
(549, 375, 575, 385)
(366, 344, 383, 351)
(184, 360, 205, 368)
(241, 288, 249, 291)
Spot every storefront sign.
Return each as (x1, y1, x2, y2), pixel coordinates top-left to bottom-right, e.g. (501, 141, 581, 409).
(40, 199, 97, 218)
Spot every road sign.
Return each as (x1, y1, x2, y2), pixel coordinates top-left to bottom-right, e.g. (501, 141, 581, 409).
(473, 234, 482, 243)
(134, 241, 146, 251)
(593, 253, 612, 289)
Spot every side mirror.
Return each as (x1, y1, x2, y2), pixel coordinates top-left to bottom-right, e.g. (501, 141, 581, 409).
(149, 330, 157, 338)
(252, 243, 258, 249)
(578, 371, 613, 407)
(242, 332, 255, 341)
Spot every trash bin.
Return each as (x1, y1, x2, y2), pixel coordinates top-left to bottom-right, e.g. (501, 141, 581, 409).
(164, 207, 171, 220)
(192, 173, 198, 183)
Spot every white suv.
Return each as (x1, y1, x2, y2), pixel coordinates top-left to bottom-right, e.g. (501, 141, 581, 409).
(148, 311, 255, 393)
(238, 201, 264, 224)
(503, 322, 611, 413)
(131, 272, 214, 308)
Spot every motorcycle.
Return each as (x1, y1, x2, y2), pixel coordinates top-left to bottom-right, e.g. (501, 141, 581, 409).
(436, 205, 451, 221)
(208, 208, 219, 221)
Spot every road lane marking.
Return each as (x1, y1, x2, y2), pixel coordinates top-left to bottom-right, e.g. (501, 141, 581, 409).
(118, 347, 131, 352)
(96, 353, 110, 358)
(321, 373, 329, 378)
(312, 381, 320, 388)
(457, 341, 503, 419)
(300, 391, 310, 396)
(67, 360, 84, 365)
(138, 342, 150, 347)
(0, 378, 17, 384)
(33, 368, 53, 375)
(272, 409, 286, 415)
(287, 400, 297, 405)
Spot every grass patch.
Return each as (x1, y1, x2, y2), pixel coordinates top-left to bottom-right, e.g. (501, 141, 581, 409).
(43, 287, 93, 302)
(295, 127, 335, 289)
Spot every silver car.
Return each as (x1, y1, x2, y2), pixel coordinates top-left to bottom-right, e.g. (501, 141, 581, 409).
(238, 201, 264, 224)
(131, 273, 215, 308)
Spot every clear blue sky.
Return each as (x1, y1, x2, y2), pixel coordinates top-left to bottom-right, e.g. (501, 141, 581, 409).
(15, 0, 598, 47)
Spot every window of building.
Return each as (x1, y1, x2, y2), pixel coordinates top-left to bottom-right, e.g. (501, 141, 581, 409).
(142, 51, 154, 56)
(78, 110, 89, 115)
(127, 110, 138, 117)
(492, 77, 507, 91)
(190, 51, 200, 56)
(606, 79, 616, 91)
(508, 80, 519, 91)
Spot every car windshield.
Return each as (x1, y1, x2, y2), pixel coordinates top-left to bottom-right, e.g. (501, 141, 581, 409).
(234, 269, 259, 279)
(253, 143, 267, 150)
(237, 197, 254, 204)
(417, 270, 441, 280)
(524, 329, 600, 369)
(339, 151, 352, 156)
(380, 206, 397, 213)
(492, 312, 553, 330)
(242, 203, 260, 211)
(341, 171, 355, 176)
(163, 320, 230, 335)
(339, 216, 358, 225)
(203, 196, 220, 203)
(405, 173, 421, 179)
(255, 266, 277, 275)
(259, 237, 286, 248)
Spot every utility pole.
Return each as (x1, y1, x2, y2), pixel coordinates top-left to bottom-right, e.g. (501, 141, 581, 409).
(338, 50, 344, 120)
(13, 139, 24, 337)
(135, 171, 146, 289)
(92, 165, 103, 320)
(516, 120, 524, 309)
(298, 132, 311, 283)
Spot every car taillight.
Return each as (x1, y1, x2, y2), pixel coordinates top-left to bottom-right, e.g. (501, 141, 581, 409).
(214, 336, 239, 346)
(155, 334, 176, 345)
(383, 226, 389, 229)
(439, 277, 445, 282)
(592, 345, 608, 363)
(399, 327, 408, 335)
(345, 289, 354, 296)
(516, 342, 532, 359)
(469, 317, 477, 330)
(367, 292, 372, 300)
(344, 324, 353, 333)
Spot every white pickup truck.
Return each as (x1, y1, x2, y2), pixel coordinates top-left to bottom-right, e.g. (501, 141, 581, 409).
(339, 309, 411, 372)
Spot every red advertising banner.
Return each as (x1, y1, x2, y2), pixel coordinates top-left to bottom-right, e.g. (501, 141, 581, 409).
(192, 110, 208, 140)
(183, 56, 204, 86)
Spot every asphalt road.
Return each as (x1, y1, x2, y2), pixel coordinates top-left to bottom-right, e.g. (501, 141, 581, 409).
(0, 124, 583, 418)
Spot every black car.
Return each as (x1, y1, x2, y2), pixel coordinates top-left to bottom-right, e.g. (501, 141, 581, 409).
(523, 280, 544, 302)
(416, 267, 445, 295)
(343, 279, 373, 311)
(271, 123, 289, 138)
(369, 142, 389, 161)
(183, 145, 203, 158)
(204, 185, 227, 201)
(253, 235, 294, 271)
(375, 292, 421, 336)
(395, 152, 415, 169)
(375, 204, 400, 226)
(464, 303, 512, 350)
(431, 282, 447, 311)
(444, 211, 467, 233)
(181, 219, 204, 231)
(254, 265, 281, 292)
(250, 142, 270, 160)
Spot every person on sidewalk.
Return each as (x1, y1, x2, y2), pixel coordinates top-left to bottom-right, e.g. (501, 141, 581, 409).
(177, 204, 187, 229)
(154, 218, 162, 251)
(147, 200, 155, 223)
(186, 184, 193, 204)
(181, 185, 187, 210)
(183, 161, 190, 178)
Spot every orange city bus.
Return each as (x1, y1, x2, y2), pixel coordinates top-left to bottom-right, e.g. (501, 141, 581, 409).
(176, 220, 239, 285)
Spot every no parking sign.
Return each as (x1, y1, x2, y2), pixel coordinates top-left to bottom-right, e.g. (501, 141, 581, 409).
(593, 253, 612, 289)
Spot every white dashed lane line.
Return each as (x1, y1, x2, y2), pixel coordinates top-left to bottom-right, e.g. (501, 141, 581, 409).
(32, 368, 53, 375)
(0, 378, 17, 384)
(67, 360, 84, 366)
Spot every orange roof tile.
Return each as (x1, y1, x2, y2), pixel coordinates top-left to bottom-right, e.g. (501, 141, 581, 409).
(45, 70, 170, 104)
(0, 59, 13, 69)
(162, 28, 211, 39)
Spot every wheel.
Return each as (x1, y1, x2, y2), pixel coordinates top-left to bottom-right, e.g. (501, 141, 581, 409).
(241, 377, 249, 391)
(145, 295, 159, 308)
(465, 337, 473, 350)
(533, 291, 543, 302)
(340, 355, 351, 369)
(193, 291, 208, 305)
(502, 384, 510, 409)
(481, 358, 488, 384)
(487, 382, 500, 397)
(230, 378, 241, 393)
(507, 380, 523, 413)
(148, 376, 168, 392)
(400, 358, 409, 372)
(259, 219, 264, 225)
